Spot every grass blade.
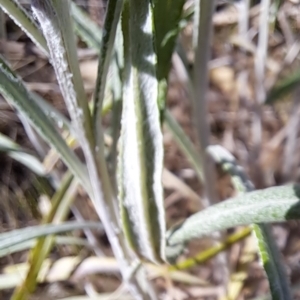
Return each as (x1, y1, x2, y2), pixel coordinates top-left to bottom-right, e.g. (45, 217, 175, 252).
(0, 0, 48, 54)
(12, 172, 78, 299)
(0, 55, 91, 192)
(92, 0, 123, 123)
(31, 0, 93, 144)
(254, 225, 292, 300)
(71, 2, 102, 49)
(0, 133, 46, 176)
(119, 0, 165, 263)
(32, 2, 154, 298)
(0, 221, 101, 252)
(30, 92, 72, 133)
(0, 237, 89, 259)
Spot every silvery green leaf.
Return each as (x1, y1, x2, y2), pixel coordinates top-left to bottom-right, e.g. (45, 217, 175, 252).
(31, 0, 93, 144)
(0, 221, 102, 251)
(92, 0, 123, 122)
(0, 133, 46, 176)
(0, 236, 89, 259)
(0, 0, 48, 54)
(119, 0, 165, 263)
(31, 3, 155, 298)
(71, 2, 102, 50)
(208, 145, 292, 300)
(0, 55, 91, 193)
(171, 146, 292, 300)
(166, 184, 300, 256)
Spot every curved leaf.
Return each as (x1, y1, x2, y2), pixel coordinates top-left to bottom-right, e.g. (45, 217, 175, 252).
(0, 237, 89, 259)
(0, 133, 46, 176)
(254, 224, 292, 300)
(11, 172, 77, 299)
(208, 145, 292, 300)
(0, 55, 91, 192)
(0, 0, 48, 54)
(92, 0, 123, 123)
(71, 2, 102, 49)
(119, 0, 165, 263)
(0, 221, 102, 251)
(32, 3, 154, 299)
(166, 184, 300, 251)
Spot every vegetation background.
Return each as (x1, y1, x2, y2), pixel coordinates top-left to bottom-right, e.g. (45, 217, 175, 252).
(1, 0, 300, 299)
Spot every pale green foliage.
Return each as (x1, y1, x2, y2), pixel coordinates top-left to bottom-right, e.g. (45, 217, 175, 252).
(118, 0, 165, 264)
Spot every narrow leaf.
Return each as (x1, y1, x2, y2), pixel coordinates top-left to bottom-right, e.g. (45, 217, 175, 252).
(32, 4, 153, 299)
(0, 0, 48, 54)
(119, 0, 165, 263)
(31, 0, 94, 145)
(192, 0, 216, 205)
(0, 237, 89, 259)
(254, 224, 292, 300)
(30, 92, 72, 133)
(12, 172, 77, 299)
(0, 55, 91, 192)
(92, 0, 123, 123)
(71, 2, 102, 49)
(0, 221, 101, 251)
(0, 133, 46, 176)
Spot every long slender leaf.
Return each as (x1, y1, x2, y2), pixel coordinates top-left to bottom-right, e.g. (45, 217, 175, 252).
(119, 0, 165, 263)
(12, 172, 77, 300)
(71, 2, 102, 49)
(0, 221, 102, 251)
(0, 0, 48, 54)
(0, 133, 46, 176)
(0, 236, 90, 259)
(92, 0, 123, 123)
(254, 224, 292, 299)
(0, 55, 91, 193)
(0, 9, 6, 39)
(30, 92, 72, 133)
(31, 0, 93, 144)
(32, 2, 152, 299)
(152, 1, 185, 118)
